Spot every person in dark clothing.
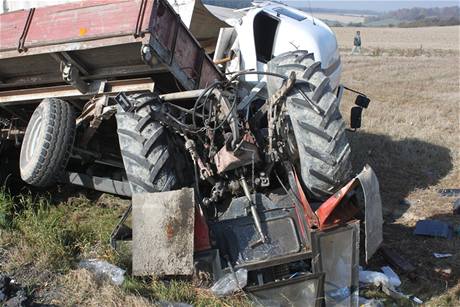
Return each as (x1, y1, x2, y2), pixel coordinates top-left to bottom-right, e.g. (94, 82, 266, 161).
(351, 30, 362, 55)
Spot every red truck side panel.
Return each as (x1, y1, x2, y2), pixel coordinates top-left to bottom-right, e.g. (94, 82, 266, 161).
(0, 0, 223, 91)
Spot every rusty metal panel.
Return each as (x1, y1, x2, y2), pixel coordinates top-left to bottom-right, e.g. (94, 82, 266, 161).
(174, 26, 201, 82)
(0, 78, 155, 105)
(0, 10, 29, 51)
(0, 0, 223, 92)
(356, 165, 383, 261)
(132, 188, 195, 276)
(149, 0, 223, 90)
(25, 0, 143, 48)
(199, 55, 222, 88)
(151, 0, 177, 55)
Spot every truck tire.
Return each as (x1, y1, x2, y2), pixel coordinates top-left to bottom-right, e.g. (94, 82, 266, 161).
(116, 93, 183, 194)
(267, 51, 352, 199)
(20, 98, 76, 187)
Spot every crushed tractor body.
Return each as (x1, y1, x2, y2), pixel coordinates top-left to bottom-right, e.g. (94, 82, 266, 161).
(0, 0, 381, 306)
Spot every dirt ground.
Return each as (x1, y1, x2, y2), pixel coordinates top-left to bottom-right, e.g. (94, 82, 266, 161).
(337, 26, 460, 305)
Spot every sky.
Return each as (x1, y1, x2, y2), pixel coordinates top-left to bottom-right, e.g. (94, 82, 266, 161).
(282, 1, 460, 12)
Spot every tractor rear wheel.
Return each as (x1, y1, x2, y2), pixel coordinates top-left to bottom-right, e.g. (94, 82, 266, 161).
(116, 93, 186, 194)
(267, 51, 352, 199)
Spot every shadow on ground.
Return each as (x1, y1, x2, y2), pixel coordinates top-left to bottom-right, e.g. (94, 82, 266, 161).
(348, 131, 454, 219)
(350, 132, 458, 302)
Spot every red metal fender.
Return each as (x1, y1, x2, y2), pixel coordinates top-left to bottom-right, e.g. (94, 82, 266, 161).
(315, 178, 360, 230)
(194, 205, 211, 252)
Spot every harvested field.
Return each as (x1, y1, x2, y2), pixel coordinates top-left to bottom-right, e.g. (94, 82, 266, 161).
(338, 28, 460, 304)
(334, 25, 460, 51)
(312, 13, 367, 24)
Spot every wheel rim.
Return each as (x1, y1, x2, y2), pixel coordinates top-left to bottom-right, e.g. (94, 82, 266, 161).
(26, 114, 42, 161)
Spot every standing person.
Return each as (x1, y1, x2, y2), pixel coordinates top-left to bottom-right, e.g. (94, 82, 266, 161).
(351, 30, 362, 55)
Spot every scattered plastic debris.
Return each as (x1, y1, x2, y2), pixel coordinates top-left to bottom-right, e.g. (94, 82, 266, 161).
(414, 220, 453, 239)
(410, 296, 423, 304)
(360, 267, 423, 305)
(358, 296, 384, 307)
(359, 270, 392, 288)
(434, 267, 452, 280)
(433, 253, 452, 258)
(381, 266, 401, 287)
(211, 268, 248, 297)
(438, 188, 460, 197)
(79, 259, 126, 286)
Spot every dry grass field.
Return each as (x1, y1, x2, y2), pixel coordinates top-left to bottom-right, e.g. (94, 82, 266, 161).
(312, 13, 367, 24)
(334, 25, 460, 51)
(337, 25, 460, 305)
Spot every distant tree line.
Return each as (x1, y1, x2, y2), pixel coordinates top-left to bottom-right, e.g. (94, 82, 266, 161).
(202, 0, 252, 9)
(365, 6, 460, 27)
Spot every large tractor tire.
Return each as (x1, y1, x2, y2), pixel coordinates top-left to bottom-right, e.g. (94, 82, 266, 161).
(267, 51, 352, 199)
(20, 98, 76, 187)
(116, 93, 184, 194)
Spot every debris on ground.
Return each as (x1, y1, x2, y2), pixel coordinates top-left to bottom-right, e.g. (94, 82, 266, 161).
(210, 268, 247, 297)
(380, 266, 401, 287)
(399, 199, 412, 206)
(78, 259, 125, 286)
(433, 253, 453, 258)
(438, 188, 460, 197)
(414, 219, 453, 239)
(0, 274, 29, 307)
(360, 270, 422, 304)
(380, 246, 415, 274)
(453, 198, 460, 214)
(358, 296, 384, 307)
(359, 270, 393, 288)
(434, 267, 452, 280)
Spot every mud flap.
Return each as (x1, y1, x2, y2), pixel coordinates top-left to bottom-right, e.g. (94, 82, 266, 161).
(356, 165, 383, 261)
(132, 188, 195, 276)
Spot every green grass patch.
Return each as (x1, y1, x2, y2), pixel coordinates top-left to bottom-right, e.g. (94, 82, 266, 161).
(0, 189, 124, 272)
(0, 189, 249, 305)
(0, 188, 17, 228)
(122, 276, 251, 307)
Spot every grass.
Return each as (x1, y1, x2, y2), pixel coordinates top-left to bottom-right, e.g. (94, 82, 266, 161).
(0, 188, 248, 306)
(0, 191, 122, 273)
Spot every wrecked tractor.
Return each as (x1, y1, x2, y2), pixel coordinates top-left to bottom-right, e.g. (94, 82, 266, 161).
(0, 0, 382, 305)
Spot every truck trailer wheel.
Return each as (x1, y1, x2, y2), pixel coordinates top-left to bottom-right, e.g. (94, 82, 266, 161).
(20, 98, 76, 187)
(267, 51, 352, 199)
(116, 93, 184, 194)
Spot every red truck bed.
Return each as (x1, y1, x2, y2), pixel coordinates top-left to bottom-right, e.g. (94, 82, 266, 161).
(0, 0, 222, 94)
